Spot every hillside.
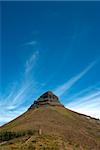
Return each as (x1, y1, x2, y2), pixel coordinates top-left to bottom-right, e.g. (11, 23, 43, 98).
(0, 91, 100, 150)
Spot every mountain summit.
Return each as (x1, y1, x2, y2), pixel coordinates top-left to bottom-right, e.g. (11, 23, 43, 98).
(0, 91, 100, 150)
(29, 91, 64, 109)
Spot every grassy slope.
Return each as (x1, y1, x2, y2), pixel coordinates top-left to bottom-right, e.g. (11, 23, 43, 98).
(0, 106, 100, 150)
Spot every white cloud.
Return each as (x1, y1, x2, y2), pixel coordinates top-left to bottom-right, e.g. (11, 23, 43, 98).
(0, 51, 39, 126)
(0, 107, 27, 126)
(66, 90, 100, 119)
(67, 89, 100, 107)
(25, 51, 39, 74)
(54, 60, 97, 96)
(67, 83, 100, 102)
(23, 40, 37, 46)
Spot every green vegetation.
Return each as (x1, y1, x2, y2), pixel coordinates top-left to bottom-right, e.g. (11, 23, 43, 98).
(0, 130, 35, 142)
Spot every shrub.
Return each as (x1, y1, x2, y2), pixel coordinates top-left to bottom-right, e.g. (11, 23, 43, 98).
(0, 130, 35, 142)
(0, 131, 16, 141)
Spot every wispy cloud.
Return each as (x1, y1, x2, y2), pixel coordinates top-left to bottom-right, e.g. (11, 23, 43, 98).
(23, 40, 37, 46)
(25, 51, 39, 74)
(66, 83, 100, 102)
(54, 60, 97, 96)
(66, 89, 100, 119)
(0, 51, 39, 126)
(0, 81, 37, 126)
(0, 107, 27, 126)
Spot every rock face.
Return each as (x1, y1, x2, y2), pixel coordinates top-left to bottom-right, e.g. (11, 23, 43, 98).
(29, 91, 64, 109)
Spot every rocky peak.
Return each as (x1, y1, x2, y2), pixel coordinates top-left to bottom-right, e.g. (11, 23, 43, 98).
(29, 91, 64, 109)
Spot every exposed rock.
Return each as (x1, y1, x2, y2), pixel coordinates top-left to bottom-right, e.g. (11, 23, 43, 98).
(29, 91, 64, 109)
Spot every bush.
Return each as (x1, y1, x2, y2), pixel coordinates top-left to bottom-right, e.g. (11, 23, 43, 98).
(0, 130, 35, 142)
(0, 131, 16, 141)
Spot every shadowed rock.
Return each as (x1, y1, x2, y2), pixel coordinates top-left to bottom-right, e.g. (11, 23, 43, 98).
(29, 91, 64, 109)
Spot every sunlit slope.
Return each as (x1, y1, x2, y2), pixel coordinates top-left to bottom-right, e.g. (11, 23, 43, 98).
(0, 106, 100, 149)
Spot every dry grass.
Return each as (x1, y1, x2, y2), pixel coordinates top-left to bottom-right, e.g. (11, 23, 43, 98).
(0, 106, 100, 150)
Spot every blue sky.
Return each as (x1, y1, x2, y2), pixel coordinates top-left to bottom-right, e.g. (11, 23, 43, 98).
(1, 1, 100, 125)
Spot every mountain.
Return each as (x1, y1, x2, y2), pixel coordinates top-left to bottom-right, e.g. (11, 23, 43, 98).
(0, 91, 100, 150)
